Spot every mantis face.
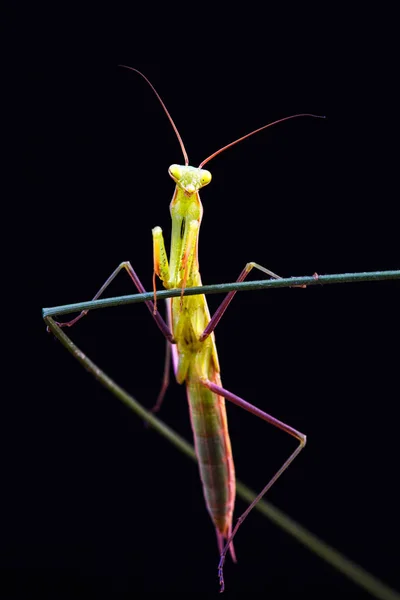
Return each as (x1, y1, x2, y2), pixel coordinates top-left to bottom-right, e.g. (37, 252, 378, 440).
(169, 164, 212, 196)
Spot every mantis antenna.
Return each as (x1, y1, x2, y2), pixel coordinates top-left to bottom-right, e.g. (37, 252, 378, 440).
(199, 113, 326, 167)
(119, 65, 190, 166)
(119, 65, 325, 171)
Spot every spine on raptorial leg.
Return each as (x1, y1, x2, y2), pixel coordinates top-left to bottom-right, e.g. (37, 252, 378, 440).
(186, 373, 236, 556)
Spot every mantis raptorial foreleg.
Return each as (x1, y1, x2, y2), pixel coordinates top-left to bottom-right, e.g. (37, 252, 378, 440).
(152, 226, 170, 296)
(199, 377, 306, 593)
(153, 220, 201, 309)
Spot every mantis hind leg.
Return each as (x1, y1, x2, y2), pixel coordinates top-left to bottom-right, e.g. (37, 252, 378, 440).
(150, 338, 171, 414)
(150, 300, 180, 413)
(216, 523, 237, 564)
(227, 523, 237, 563)
(199, 376, 306, 593)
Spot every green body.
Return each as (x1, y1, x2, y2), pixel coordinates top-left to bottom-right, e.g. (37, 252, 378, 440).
(153, 165, 235, 538)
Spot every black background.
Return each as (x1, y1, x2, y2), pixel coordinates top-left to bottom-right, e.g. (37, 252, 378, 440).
(6, 5, 400, 599)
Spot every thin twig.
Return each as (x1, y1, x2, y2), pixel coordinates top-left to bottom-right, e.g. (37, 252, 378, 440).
(44, 316, 400, 600)
(43, 270, 400, 318)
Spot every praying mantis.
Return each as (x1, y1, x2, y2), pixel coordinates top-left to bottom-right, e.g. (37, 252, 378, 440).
(52, 67, 324, 592)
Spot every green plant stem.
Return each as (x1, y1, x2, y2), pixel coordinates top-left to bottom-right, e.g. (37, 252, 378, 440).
(42, 270, 400, 318)
(45, 316, 400, 600)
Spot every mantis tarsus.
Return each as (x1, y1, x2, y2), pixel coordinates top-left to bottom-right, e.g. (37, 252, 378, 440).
(53, 67, 324, 592)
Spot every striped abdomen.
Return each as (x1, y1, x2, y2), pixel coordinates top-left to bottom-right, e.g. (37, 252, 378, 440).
(186, 372, 235, 537)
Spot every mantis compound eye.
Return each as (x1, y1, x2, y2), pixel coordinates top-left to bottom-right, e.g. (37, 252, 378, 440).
(169, 164, 182, 181)
(200, 169, 212, 186)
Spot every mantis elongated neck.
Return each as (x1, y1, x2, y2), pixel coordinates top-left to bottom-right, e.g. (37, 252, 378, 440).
(168, 186, 203, 287)
(167, 164, 211, 288)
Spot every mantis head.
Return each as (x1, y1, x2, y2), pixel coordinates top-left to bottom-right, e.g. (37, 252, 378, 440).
(169, 165, 212, 196)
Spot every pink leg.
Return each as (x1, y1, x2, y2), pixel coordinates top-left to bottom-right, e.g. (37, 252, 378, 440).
(143, 337, 171, 430)
(149, 299, 180, 413)
(216, 526, 237, 564)
(150, 338, 171, 413)
(216, 522, 237, 565)
(199, 377, 306, 593)
(55, 261, 173, 342)
(200, 262, 281, 341)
